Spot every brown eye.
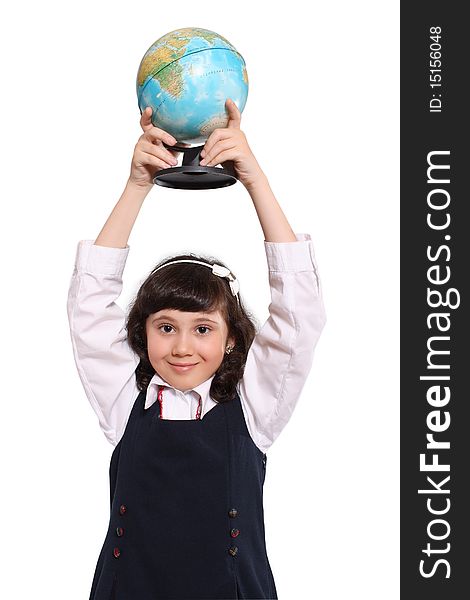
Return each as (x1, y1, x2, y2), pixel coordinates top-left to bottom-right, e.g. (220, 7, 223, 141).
(159, 324, 174, 333)
(197, 326, 211, 335)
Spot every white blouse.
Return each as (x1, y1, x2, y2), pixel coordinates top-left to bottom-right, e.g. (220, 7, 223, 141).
(66, 234, 326, 454)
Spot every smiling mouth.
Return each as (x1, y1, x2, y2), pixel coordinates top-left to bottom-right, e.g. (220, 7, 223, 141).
(169, 362, 198, 371)
(169, 362, 198, 367)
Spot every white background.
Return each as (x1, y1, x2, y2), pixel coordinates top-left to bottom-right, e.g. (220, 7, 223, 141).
(1, 1, 399, 598)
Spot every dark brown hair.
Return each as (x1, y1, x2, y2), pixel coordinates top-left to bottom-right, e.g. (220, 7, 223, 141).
(126, 253, 258, 403)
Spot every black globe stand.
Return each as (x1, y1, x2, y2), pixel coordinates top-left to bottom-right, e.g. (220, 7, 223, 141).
(153, 143, 238, 190)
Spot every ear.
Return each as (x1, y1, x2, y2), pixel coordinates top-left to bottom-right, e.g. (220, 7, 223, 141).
(227, 336, 236, 349)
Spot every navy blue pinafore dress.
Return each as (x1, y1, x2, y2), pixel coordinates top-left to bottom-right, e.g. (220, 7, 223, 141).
(88, 386, 278, 600)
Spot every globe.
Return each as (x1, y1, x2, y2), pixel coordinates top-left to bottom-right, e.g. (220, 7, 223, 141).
(136, 27, 248, 145)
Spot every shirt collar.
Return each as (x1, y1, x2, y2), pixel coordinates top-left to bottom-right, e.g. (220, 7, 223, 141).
(144, 371, 216, 410)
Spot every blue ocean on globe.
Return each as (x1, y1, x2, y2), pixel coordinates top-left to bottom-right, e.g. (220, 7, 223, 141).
(136, 27, 249, 145)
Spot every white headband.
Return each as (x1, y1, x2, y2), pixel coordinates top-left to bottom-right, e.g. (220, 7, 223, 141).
(154, 259, 240, 303)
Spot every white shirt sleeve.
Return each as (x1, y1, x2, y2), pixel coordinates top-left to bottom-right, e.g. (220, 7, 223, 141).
(238, 233, 327, 455)
(66, 240, 140, 446)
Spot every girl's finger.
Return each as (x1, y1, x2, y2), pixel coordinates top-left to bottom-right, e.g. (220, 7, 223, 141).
(201, 129, 233, 158)
(145, 127, 177, 147)
(135, 148, 176, 170)
(140, 107, 154, 132)
(140, 140, 178, 165)
(169, 149, 181, 159)
(226, 98, 241, 129)
(200, 139, 236, 165)
(201, 144, 237, 167)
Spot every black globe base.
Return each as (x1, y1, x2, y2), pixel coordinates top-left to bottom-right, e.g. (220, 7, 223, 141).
(153, 143, 238, 190)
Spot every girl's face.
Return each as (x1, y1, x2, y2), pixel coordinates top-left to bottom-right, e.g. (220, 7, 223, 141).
(145, 308, 235, 391)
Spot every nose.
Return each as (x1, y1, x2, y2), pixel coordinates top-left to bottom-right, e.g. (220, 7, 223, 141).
(171, 332, 194, 357)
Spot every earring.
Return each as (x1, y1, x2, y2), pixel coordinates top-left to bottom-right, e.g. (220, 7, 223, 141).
(225, 346, 234, 354)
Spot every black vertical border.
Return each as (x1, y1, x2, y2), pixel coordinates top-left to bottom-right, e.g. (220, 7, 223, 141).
(401, 3, 468, 598)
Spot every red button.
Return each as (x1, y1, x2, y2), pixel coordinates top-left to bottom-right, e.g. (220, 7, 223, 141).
(116, 526, 124, 537)
(230, 528, 240, 538)
(119, 504, 127, 515)
(113, 547, 121, 558)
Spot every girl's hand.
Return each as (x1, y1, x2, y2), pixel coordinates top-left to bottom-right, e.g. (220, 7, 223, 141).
(199, 98, 264, 189)
(128, 107, 179, 188)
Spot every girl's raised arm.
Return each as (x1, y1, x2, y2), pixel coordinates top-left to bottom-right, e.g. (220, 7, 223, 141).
(199, 98, 297, 243)
(199, 100, 326, 452)
(67, 112, 180, 444)
(95, 108, 178, 248)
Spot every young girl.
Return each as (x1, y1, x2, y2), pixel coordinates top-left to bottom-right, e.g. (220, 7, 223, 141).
(67, 98, 326, 600)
